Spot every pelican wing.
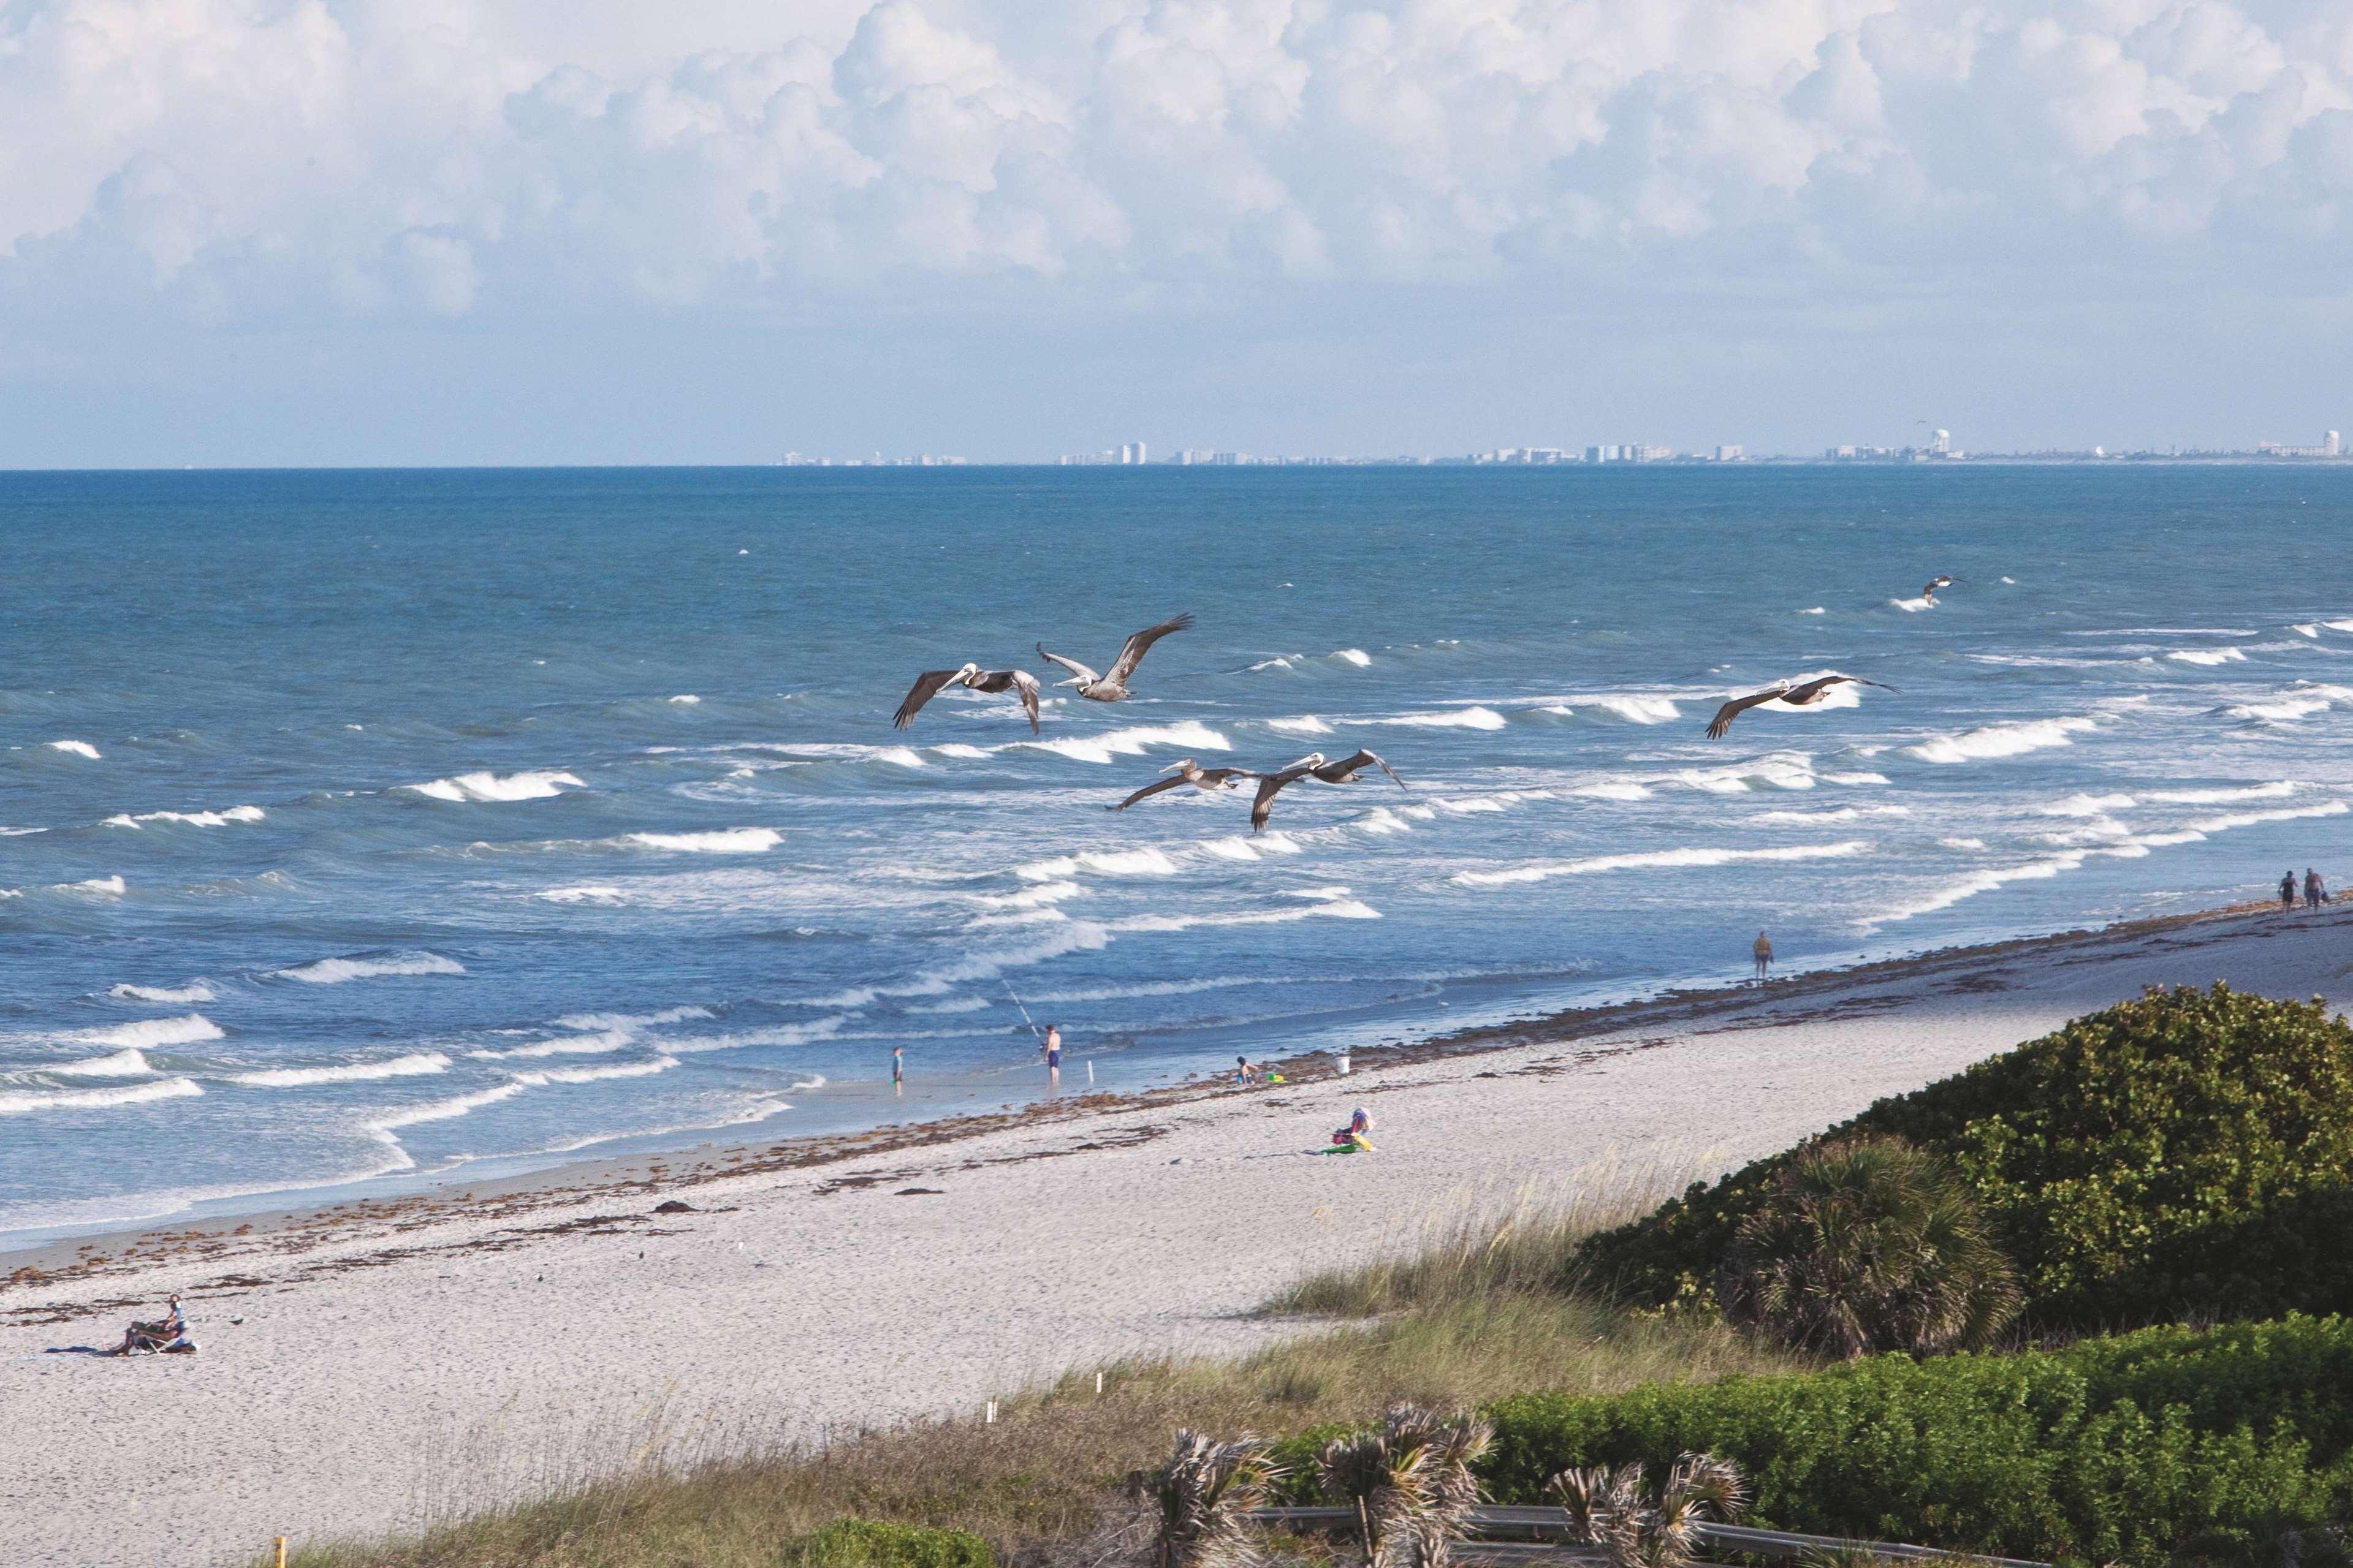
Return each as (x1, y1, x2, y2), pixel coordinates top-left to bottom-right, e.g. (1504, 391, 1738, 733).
(1114, 774, 1192, 811)
(968, 668, 1042, 733)
(893, 668, 965, 729)
(1105, 612, 1195, 686)
(1705, 686, 1790, 740)
(1036, 644, 1101, 686)
(1250, 770, 1304, 833)
(1312, 748, 1404, 788)
(1784, 674, 1901, 707)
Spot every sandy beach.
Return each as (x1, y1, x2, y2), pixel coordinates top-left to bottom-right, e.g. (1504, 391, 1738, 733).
(6, 902, 2350, 1567)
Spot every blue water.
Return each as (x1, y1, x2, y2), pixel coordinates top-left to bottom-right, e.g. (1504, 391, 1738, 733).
(4, 465, 2350, 1241)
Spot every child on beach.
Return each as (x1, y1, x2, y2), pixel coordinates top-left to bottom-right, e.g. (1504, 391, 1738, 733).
(1329, 1107, 1373, 1151)
(892, 1046, 903, 1092)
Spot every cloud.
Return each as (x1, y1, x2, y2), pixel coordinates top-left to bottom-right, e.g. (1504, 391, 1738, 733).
(0, 0, 2349, 334)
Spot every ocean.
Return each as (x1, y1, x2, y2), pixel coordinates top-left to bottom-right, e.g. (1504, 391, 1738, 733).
(2, 464, 2347, 1243)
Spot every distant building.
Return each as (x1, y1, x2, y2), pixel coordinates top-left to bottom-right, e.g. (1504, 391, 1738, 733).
(1713, 445, 1743, 462)
(1629, 444, 1674, 463)
(2258, 432, 2344, 458)
(1586, 444, 1619, 463)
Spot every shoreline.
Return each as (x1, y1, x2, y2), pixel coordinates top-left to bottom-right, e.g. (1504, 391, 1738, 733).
(0, 892, 2304, 1298)
(8, 892, 2350, 1566)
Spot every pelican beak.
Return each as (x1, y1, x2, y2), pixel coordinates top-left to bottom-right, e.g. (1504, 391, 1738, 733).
(1160, 760, 1189, 775)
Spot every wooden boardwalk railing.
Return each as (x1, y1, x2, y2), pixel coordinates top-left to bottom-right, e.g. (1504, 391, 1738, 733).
(1248, 1505, 2050, 1568)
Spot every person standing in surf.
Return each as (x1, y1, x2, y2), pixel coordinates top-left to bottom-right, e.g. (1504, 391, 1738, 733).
(2283, 871, 2298, 912)
(892, 1045, 904, 1094)
(1753, 930, 1774, 982)
(1043, 1023, 1062, 1081)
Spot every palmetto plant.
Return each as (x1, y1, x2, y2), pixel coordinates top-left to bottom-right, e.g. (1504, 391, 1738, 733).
(1141, 1430, 1285, 1568)
(1318, 1404, 1494, 1568)
(1550, 1452, 1749, 1568)
(1719, 1135, 2023, 1359)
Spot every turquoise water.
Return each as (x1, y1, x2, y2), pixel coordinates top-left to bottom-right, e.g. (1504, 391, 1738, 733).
(2, 465, 2347, 1240)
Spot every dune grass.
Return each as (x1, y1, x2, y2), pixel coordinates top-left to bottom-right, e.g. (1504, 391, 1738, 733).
(267, 1180, 1789, 1568)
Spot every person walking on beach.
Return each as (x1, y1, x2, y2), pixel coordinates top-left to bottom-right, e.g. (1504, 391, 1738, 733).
(1043, 1023, 1062, 1081)
(1753, 930, 1774, 982)
(2307, 868, 2327, 909)
(2282, 871, 2298, 912)
(892, 1045, 904, 1094)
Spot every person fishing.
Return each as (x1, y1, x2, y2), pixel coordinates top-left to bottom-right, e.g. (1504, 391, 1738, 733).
(1042, 1022, 1062, 1080)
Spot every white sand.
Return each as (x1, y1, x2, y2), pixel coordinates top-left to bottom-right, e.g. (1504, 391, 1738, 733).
(4, 906, 2349, 1566)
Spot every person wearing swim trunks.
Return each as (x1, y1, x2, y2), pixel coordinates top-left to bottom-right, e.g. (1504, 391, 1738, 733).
(1043, 1023, 1062, 1079)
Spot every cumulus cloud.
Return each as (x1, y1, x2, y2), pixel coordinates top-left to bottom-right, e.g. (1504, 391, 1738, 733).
(1, 0, 2351, 325)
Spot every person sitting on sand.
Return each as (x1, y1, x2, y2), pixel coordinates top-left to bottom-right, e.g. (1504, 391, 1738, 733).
(1236, 1055, 1256, 1086)
(112, 1293, 185, 1356)
(1754, 930, 1774, 981)
(1330, 1107, 1373, 1150)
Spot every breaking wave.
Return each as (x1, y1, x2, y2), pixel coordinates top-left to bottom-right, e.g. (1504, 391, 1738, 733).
(1902, 716, 2099, 764)
(0, 1078, 202, 1116)
(87, 1014, 222, 1048)
(1374, 707, 1507, 730)
(104, 805, 266, 828)
(51, 1049, 156, 1078)
(230, 1052, 452, 1088)
(2167, 647, 2248, 665)
(1266, 716, 1334, 735)
(404, 770, 584, 803)
(1017, 719, 1231, 765)
(276, 950, 466, 985)
(628, 828, 782, 853)
(1455, 839, 1872, 887)
(46, 740, 101, 759)
(109, 982, 216, 1004)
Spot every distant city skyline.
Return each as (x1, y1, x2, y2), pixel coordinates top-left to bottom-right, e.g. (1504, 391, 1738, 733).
(5, 0, 2353, 467)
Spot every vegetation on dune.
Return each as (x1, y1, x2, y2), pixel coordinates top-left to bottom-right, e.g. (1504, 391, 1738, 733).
(1575, 985, 2353, 1330)
(1479, 1314, 2353, 1568)
(1719, 1135, 2022, 1359)
(1551, 1452, 1748, 1568)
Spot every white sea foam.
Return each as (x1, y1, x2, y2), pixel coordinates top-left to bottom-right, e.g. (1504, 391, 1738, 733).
(1940, 837, 1989, 850)
(1247, 656, 1297, 672)
(512, 1056, 680, 1086)
(1332, 649, 1372, 666)
(932, 744, 992, 759)
(2293, 624, 2321, 638)
(975, 879, 1084, 909)
(405, 770, 585, 803)
(1749, 806, 1908, 825)
(1196, 831, 1304, 860)
(1267, 716, 1334, 735)
(0, 1077, 202, 1115)
(67, 876, 126, 895)
(231, 1052, 452, 1088)
(628, 828, 781, 853)
(905, 997, 992, 1015)
(2142, 782, 2296, 804)
(1674, 753, 1821, 793)
(51, 1048, 154, 1078)
(104, 805, 266, 829)
(369, 1083, 525, 1135)
(2328, 621, 2353, 633)
(276, 950, 466, 984)
(1890, 596, 1936, 612)
(480, 1029, 633, 1059)
(536, 885, 628, 904)
(2181, 800, 2347, 835)
(1018, 719, 1231, 765)
(110, 981, 215, 1004)
(1112, 899, 1380, 932)
(87, 1013, 222, 1048)
(874, 746, 927, 768)
(2225, 685, 2353, 722)
(552, 1005, 712, 1032)
(669, 694, 701, 704)
(1902, 716, 2099, 764)
(663, 1016, 851, 1055)
(47, 740, 101, 759)
(1454, 839, 1872, 887)
(1572, 781, 1652, 801)
(2041, 792, 2138, 816)
(1375, 706, 1507, 730)
(812, 922, 1112, 1009)
(1545, 696, 1681, 724)
(1014, 847, 1179, 881)
(2167, 647, 2249, 665)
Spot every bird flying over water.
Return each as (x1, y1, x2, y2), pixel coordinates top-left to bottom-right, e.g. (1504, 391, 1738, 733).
(1705, 675, 1899, 739)
(894, 664, 1042, 733)
(1036, 613, 1194, 703)
(1922, 575, 1955, 599)
(1112, 757, 1258, 811)
(1249, 749, 1407, 831)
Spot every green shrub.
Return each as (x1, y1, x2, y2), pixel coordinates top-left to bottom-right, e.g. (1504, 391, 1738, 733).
(1720, 1136, 2021, 1358)
(1576, 986, 2353, 1328)
(1477, 1315, 2353, 1568)
(800, 1517, 996, 1568)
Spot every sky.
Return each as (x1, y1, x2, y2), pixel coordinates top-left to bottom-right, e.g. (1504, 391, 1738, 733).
(4, 0, 2352, 465)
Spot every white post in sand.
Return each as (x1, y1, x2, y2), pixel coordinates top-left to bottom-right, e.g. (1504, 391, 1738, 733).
(1336, 1051, 1350, 1075)
(986, 1400, 998, 1425)
(1087, 1059, 1095, 1083)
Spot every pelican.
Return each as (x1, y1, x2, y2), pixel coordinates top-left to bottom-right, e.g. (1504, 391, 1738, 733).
(1249, 749, 1406, 831)
(893, 664, 1041, 733)
(1036, 613, 1194, 703)
(1705, 675, 1899, 739)
(1111, 757, 1258, 811)
(1922, 575, 1954, 600)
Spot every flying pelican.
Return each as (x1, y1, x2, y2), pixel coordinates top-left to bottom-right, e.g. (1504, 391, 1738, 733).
(1705, 675, 1900, 739)
(893, 664, 1042, 733)
(1111, 757, 1258, 811)
(1922, 575, 1955, 600)
(1249, 749, 1407, 831)
(1036, 613, 1195, 703)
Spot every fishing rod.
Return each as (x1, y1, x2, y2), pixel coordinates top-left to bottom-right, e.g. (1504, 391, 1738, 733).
(1002, 977, 1044, 1040)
